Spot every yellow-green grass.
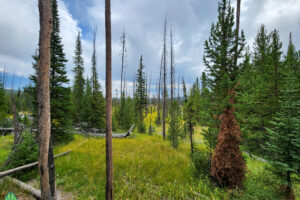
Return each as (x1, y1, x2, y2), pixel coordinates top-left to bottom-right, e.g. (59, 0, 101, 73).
(0, 131, 299, 199)
(0, 135, 13, 165)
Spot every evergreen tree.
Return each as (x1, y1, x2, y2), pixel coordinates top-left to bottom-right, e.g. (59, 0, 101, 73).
(82, 76, 93, 128)
(90, 28, 105, 130)
(0, 74, 8, 125)
(134, 55, 147, 132)
(49, 0, 73, 142)
(203, 0, 245, 150)
(264, 67, 300, 199)
(27, 0, 73, 142)
(72, 31, 85, 125)
(167, 100, 182, 148)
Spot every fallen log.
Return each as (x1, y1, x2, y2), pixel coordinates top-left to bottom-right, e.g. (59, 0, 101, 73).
(0, 150, 71, 178)
(80, 124, 135, 138)
(5, 176, 41, 198)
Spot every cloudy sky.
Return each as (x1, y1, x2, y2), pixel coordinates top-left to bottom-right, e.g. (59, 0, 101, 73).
(0, 0, 299, 96)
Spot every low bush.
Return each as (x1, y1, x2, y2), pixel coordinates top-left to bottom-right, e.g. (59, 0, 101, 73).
(191, 148, 210, 178)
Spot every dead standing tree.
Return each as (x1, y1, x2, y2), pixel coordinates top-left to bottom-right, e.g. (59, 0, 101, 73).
(37, 0, 56, 199)
(120, 28, 127, 97)
(234, 0, 241, 70)
(105, 0, 113, 199)
(156, 51, 163, 126)
(162, 17, 167, 140)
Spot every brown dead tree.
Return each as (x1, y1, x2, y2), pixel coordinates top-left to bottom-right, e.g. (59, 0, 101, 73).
(37, 0, 56, 199)
(105, 0, 113, 199)
(211, 88, 246, 189)
(162, 17, 167, 140)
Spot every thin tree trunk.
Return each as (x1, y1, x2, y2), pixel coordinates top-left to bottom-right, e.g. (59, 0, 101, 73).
(157, 51, 163, 125)
(37, 0, 55, 199)
(234, 0, 241, 70)
(105, 0, 113, 199)
(120, 29, 126, 97)
(162, 17, 167, 140)
(170, 26, 174, 101)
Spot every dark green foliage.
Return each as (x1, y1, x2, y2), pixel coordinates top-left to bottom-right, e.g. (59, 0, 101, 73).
(5, 133, 39, 179)
(167, 100, 182, 148)
(82, 76, 93, 128)
(72, 32, 85, 124)
(26, 0, 73, 143)
(183, 80, 200, 153)
(191, 148, 210, 177)
(49, 0, 73, 142)
(263, 41, 300, 197)
(89, 30, 105, 130)
(237, 26, 283, 155)
(203, 0, 245, 100)
(0, 75, 8, 125)
(117, 93, 134, 130)
(134, 55, 147, 133)
(203, 0, 245, 153)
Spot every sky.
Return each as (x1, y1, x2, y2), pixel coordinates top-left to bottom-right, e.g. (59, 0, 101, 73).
(0, 0, 300, 96)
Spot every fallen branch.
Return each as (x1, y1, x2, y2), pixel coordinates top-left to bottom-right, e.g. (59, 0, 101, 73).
(80, 124, 135, 138)
(5, 176, 41, 198)
(0, 150, 71, 178)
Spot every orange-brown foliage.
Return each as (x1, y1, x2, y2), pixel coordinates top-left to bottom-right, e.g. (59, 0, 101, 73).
(211, 89, 246, 189)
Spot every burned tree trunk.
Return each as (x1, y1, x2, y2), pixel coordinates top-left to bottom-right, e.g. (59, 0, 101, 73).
(37, 0, 56, 199)
(162, 17, 167, 140)
(156, 51, 163, 126)
(234, 0, 241, 69)
(105, 0, 113, 199)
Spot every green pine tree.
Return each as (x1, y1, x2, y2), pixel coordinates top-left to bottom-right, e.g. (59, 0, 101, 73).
(167, 100, 182, 148)
(82, 76, 93, 128)
(26, 0, 73, 143)
(72, 31, 85, 125)
(203, 0, 245, 149)
(89, 34, 105, 130)
(134, 55, 147, 133)
(264, 67, 300, 198)
(0, 74, 8, 125)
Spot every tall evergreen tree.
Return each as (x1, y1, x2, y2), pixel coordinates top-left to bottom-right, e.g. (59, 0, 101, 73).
(27, 0, 73, 143)
(82, 76, 93, 128)
(134, 55, 147, 132)
(264, 67, 300, 199)
(90, 28, 105, 130)
(72, 31, 85, 125)
(0, 74, 8, 125)
(203, 0, 245, 150)
(167, 100, 182, 148)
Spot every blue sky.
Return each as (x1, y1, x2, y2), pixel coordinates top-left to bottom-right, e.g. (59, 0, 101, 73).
(1, 0, 300, 96)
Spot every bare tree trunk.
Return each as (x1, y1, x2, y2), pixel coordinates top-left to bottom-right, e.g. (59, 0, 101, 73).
(170, 26, 174, 101)
(37, 0, 56, 199)
(105, 0, 113, 199)
(120, 29, 126, 97)
(157, 51, 163, 125)
(234, 0, 241, 70)
(162, 17, 167, 140)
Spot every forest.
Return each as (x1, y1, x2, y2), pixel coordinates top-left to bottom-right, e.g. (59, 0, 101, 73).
(0, 0, 299, 199)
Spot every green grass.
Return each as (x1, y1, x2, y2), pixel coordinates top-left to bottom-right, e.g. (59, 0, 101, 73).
(0, 129, 299, 199)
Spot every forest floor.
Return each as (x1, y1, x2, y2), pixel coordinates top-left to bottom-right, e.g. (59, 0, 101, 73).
(0, 129, 299, 199)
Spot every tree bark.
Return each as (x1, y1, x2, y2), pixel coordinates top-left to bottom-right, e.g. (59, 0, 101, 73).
(234, 0, 241, 70)
(105, 0, 113, 199)
(37, 0, 56, 199)
(162, 17, 167, 140)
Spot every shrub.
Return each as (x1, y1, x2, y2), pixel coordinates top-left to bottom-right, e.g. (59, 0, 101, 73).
(192, 148, 210, 178)
(5, 133, 39, 179)
(7, 133, 38, 168)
